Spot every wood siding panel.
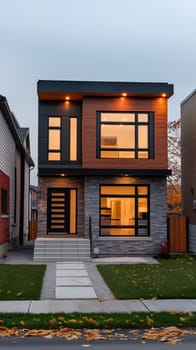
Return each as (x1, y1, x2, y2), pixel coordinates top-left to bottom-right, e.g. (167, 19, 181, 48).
(168, 216, 187, 253)
(82, 97, 168, 169)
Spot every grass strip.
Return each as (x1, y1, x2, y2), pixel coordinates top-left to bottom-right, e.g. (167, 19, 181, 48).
(0, 265, 46, 300)
(0, 312, 195, 329)
(97, 256, 196, 299)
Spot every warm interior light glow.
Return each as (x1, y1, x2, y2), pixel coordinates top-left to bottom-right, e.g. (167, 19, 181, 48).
(61, 174, 65, 177)
(162, 93, 166, 97)
(65, 96, 70, 100)
(122, 93, 127, 97)
(70, 118, 77, 161)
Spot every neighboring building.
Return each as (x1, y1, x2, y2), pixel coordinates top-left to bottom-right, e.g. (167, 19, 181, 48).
(0, 95, 34, 257)
(181, 90, 196, 253)
(35, 80, 173, 261)
(29, 185, 38, 222)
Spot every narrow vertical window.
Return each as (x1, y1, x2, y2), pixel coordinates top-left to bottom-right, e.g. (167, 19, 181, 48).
(14, 167, 17, 223)
(48, 117, 61, 161)
(1, 189, 8, 215)
(69, 189, 77, 233)
(70, 117, 77, 161)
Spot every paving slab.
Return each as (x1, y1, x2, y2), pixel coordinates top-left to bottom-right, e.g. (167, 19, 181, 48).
(56, 269, 88, 277)
(56, 276, 92, 286)
(0, 301, 30, 313)
(143, 299, 196, 312)
(55, 286, 97, 299)
(190, 299, 196, 306)
(30, 299, 147, 313)
(56, 263, 85, 270)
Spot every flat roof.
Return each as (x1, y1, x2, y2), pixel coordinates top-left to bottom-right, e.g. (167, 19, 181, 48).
(38, 80, 174, 100)
(181, 89, 196, 106)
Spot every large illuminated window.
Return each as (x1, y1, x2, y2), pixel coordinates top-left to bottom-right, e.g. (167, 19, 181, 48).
(47, 116, 79, 162)
(100, 185, 149, 236)
(97, 112, 154, 159)
(48, 117, 61, 161)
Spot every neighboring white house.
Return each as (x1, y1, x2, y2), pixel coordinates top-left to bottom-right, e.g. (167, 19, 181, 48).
(0, 94, 34, 257)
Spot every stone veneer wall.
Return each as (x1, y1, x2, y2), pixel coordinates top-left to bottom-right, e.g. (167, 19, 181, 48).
(189, 225, 196, 253)
(38, 177, 84, 236)
(84, 176, 167, 256)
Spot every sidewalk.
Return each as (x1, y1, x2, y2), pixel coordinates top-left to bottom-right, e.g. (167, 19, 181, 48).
(1, 244, 196, 314)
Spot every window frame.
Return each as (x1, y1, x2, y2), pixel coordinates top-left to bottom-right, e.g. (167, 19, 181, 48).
(47, 116, 62, 161)
(47, 115, 81, 163)
(99, 184, 150, 237)
(96, 111, 154, 159)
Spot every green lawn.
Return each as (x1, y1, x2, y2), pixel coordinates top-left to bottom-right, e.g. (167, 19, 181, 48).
(0, 312, 196, 329)
(97, 256, 196, 299)
(0, 264, 46, 300)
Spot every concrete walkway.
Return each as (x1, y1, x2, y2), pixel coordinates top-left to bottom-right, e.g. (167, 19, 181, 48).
(55, 262, 97, 299)
(1, 245, 196, 314)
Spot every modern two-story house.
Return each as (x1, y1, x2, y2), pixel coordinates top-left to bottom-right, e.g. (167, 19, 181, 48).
(35, 80, 173, 261)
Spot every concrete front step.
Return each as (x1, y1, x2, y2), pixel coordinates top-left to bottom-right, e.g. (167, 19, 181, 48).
(33, 238, 91, 262)
(34, 257, 90, 262)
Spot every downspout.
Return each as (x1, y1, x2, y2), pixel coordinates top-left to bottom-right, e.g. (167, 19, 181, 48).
(28, 165, 34, 240)
(19, 156, 25, 246)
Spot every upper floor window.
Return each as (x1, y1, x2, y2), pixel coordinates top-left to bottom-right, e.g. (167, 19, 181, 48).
(97, 112, 154, 159)
(69, 117, 77, 161)
(48, 117, 61, 161)
(48, 116, 79, 162)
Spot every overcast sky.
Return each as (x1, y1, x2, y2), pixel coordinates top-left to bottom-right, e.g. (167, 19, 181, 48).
(0, 0, 196, 185)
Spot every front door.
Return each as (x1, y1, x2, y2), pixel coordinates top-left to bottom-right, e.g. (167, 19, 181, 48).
(47, 188, 77, 234)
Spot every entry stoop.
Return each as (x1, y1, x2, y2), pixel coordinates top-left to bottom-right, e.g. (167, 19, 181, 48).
(33, 238, 91, 262)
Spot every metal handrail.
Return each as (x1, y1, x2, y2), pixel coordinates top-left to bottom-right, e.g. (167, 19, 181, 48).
(89, 216, 93, 258)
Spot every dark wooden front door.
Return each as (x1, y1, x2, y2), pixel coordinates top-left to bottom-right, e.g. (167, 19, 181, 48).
(47, 188, 70, 234)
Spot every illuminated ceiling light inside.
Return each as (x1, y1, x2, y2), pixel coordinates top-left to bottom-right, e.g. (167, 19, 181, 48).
(122, 93, 127, 97)
(162, 93, 166, 97)
(65, 96, 70, 100)
(61, 174, 65, 177)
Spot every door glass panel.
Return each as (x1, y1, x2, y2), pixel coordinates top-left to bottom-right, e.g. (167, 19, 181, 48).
(70, 189, 77, 234)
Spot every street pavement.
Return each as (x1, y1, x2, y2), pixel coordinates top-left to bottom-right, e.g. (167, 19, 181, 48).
(0, 243, 196, 314)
